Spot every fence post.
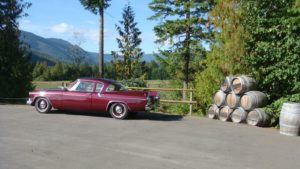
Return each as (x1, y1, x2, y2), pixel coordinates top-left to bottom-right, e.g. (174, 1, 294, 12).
(189, 89, 193, 116)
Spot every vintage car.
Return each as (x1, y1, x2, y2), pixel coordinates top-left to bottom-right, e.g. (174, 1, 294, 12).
(27, 78, 159, 119)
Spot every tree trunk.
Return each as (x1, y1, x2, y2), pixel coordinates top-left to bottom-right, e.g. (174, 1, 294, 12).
(183, 6, 191, 100)
(99, 8, 104, 78)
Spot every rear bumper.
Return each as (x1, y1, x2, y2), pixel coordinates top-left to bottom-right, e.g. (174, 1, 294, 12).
(145, 96, 160, 111)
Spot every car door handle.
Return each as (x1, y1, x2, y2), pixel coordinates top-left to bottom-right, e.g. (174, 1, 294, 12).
(97, 93, 102, 97)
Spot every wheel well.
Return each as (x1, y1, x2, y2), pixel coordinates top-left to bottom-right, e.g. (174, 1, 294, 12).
(107, 102, 130, 112)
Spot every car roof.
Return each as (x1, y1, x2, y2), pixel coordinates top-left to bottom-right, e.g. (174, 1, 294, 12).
(78, 78, 117, 84)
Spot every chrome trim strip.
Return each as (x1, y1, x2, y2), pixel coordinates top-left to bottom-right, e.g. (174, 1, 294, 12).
(102, 96, 146, 101)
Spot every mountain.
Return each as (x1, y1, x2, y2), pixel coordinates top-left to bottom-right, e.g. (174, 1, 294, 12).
(20, 31, 155, 65)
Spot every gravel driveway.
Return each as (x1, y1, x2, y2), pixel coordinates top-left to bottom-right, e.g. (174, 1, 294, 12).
(0, 105, 299, 169)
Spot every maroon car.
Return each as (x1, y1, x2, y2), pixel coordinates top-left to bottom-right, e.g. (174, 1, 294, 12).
(27, 78, 159, 119)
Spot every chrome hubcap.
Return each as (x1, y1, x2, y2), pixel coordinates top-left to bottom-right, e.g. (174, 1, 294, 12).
(39, 100, 47, 109)
(115, 105, 123, 114)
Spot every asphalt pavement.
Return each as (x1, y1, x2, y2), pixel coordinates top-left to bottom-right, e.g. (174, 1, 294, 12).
(0, 105, 299, 169)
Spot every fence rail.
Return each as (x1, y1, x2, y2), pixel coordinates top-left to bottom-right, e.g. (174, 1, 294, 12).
(127, 87, 194, 92)
(127, 87, 196, 116)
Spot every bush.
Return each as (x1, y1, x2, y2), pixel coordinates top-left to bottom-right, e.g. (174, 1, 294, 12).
(266, 93, 300, 127)
(194, 68, 224, 115)
(121, 78, 147, 87)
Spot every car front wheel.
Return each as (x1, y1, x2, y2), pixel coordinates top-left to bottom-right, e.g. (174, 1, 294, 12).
(35, 98, 52, 113)
(109, 103, 129, 119)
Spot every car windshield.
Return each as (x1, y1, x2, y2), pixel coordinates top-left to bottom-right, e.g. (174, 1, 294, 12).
(67, 80, 77, 90)
(106, 82, 127, 92)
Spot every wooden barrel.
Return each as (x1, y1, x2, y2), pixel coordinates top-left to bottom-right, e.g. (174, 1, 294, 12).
(231, 75, 257, 94)
(280, 102, 300, 136)
(240, 91, 268, 110)
(207, 104, 220, 119)
(219, 106, 233, 122)
(246, 108, 270, 127)
(226, 92, 241, 108)
(214, 90, 226, 107)
(231, 107, 248, 123)
(220, 76, 233, 93)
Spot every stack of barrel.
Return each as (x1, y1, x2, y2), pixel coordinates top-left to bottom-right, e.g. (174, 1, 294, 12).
(208, 75, 270, 127)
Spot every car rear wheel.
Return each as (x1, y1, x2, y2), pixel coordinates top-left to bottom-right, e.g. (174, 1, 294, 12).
(35, 98, 52, 113)
(109, 103, 129, 119)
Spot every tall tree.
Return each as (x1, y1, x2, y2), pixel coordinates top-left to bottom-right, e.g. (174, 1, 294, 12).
(0, 0, 32, 98)
(79, 0, 111, 78)
(111, 3, 144, 80)
(149, 0, 214, 99)
(195, 0, 248, 113)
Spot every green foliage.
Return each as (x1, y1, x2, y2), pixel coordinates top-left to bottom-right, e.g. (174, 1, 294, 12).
(32, 61, 170, 81)
(111, 3, 144, 80)
(0, 0, 33, 98)
(145, 60, 170, 80)
(242, 0, 300, 101)
(79, 0, 111, 14)
(32, 62, 98, 81)
(158, 103, 190, 116)
(194, 0, 248, 114)
(266, 93, 300, 127)
(120, 78, 147, 87)
(148, 0, 214, 90)
(195, 66, 224, 115)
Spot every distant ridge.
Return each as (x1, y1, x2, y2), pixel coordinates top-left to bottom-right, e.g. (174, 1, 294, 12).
(20, 31, 155, 65)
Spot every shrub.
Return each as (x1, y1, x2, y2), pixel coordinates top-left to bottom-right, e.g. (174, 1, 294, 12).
(266, 93, 300, 127)
(121, 78, 147, 87)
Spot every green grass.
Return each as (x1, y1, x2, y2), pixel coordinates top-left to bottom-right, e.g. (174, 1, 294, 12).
(33, 81, 70, 90)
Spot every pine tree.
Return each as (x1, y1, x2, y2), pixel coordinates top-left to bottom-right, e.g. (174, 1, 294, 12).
(0, 0, 33, 97)
(111, 3, 144, 80)
(149, 0, 214, 99)
(79, 0, 111, 78)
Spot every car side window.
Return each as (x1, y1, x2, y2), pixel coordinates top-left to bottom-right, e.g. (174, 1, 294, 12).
(106, 83, 127, 92)
(75, 81, 94, 92)
(95, 83, 104, 93)
(106, 84, 115, 92)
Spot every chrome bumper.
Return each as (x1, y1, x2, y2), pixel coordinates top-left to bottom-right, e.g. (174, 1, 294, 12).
(26, 98, 33, 105)
(145, 96, 160, 111)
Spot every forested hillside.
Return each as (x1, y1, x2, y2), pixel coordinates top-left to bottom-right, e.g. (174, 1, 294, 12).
(20, 31, 155, 65)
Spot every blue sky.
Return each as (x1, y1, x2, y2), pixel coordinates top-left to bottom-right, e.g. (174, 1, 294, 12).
(19, 0, 160, 54)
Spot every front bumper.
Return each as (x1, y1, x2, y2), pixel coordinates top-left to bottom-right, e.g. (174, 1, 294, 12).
(26, 98, 33, 105)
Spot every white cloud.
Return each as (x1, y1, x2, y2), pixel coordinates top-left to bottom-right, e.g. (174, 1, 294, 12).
(51, 23, 73, 33)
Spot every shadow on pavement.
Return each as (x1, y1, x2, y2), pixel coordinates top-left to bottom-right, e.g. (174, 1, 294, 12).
(47, 109, 183, 121)
(129, 111, 183, 121)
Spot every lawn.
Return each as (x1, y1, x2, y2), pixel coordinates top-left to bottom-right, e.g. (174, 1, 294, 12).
(32, 81, 70, 90)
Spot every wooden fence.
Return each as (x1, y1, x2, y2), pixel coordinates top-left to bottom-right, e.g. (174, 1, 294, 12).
(128, 87, 197, 116)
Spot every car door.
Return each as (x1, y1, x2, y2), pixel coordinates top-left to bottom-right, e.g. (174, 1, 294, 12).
(91, 82, 109, 111)
(62, 81, 94, 111)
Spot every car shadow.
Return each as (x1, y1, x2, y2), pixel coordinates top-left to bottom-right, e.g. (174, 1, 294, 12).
(129, 111, 183, 121)
(47, 110, 183, 121)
